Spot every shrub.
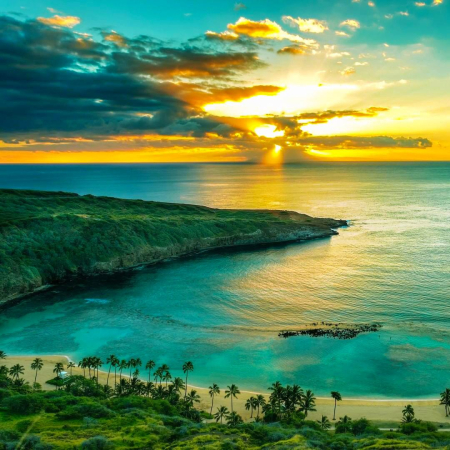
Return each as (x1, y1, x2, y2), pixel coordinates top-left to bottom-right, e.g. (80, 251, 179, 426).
(12, 435, 52, 450)
(3, 394, 44, 414)
(64, 376, 105, 398)
(57, 402, 114, 420)
(0, 388, 13, 402)
(108, 395, 152, 411)
(0, 430, 21, 442)
(399, 421, 438, 435)
(148, 399, 178, 416)
(351, 418, 381, 436)
(81, 436, 114, 449)
(16, 419, 33, 433)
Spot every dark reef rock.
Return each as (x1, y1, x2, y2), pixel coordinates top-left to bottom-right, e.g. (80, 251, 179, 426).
(279, 322, 382, 340)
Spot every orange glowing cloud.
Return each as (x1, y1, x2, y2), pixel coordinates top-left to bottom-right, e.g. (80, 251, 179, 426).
(37, 15, 81, 28)
(282, 16, 329, 33)
(103, 31, 128, 47)
(227, 17, 319, 47)
(205, 30, 239, 41)
(340, 19, 361, 30)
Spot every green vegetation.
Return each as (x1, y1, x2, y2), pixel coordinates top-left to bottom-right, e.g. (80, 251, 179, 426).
(0, 189, 346, 303)
(1, 352, 450, 449)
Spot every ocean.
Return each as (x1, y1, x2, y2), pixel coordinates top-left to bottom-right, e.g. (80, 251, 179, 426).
(1, 162, 449, 398)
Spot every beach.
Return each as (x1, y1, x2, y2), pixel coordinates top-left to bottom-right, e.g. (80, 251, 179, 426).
(5, 355, 450, 427)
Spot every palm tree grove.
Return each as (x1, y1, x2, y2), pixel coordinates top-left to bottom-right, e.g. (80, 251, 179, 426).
(1, 350, 449, 448)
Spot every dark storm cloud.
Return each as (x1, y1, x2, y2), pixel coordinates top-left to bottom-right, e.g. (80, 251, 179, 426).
(0, 15, 264, 141)
(108, 46, 263, 79)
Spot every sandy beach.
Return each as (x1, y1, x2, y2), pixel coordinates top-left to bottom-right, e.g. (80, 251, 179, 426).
(4, 355, 450, 427)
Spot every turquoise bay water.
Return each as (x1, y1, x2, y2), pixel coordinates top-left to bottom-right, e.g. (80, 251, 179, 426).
(1, 162, 450, 397)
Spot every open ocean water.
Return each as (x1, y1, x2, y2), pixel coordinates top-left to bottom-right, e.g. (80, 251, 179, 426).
(1, 162, 449, 398)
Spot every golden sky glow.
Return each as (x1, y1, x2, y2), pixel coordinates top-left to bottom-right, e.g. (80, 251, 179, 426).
(1, 2, 449, 163)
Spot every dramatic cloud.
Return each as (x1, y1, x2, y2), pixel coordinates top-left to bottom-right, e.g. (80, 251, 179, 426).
(282, 16, 328, 33)
(0, 14, 434, 160)
(277, 44, 312, 55)
(37, 14, 81, 28)
(227, 17, 319, 46)
(0, 15, 267, 143)
(340, 19, 361, 30)
(335, 31, 350, 37)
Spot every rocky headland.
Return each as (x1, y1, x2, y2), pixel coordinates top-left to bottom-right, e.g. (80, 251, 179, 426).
(0, 189, 347, 304)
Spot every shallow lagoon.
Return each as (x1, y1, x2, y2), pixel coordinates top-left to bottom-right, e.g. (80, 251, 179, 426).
(1, 162, 450, 397)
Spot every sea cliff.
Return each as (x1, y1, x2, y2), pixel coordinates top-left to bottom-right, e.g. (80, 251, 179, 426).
(0, 189, 346, 304)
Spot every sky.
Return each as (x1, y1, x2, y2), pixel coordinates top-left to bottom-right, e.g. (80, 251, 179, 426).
(0, 0, 449, 163)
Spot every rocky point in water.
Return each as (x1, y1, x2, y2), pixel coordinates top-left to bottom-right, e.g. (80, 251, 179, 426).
(278, 322, 382, 340)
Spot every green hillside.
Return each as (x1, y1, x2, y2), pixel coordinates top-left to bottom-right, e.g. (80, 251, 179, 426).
(0, 189, 346, 304)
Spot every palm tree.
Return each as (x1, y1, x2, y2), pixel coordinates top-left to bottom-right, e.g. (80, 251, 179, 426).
(92, 357, 103, 383)
(255, 394, 266, 418)
(182, 361, 194, 398)
(337, 415, 353, 433)
(402, 404, 416, 423)
(119, 359, 127, 383)
(78, 358, 87, 378)
(173, 377, 185, 394)
(245, 397, 257, 418)
(331, 391, 342, 420)
(145, 381, 155, 397)
(163, 370, 172, 387)
(106, 355, 116, 386)
(9, 364, 24, 380)
(67, 362, 75, 376)
(186, 389, 201, 407)
(291, 384, 304, 410)
(154, 367, 163, 386)
(112, 356, 119, 387)
(214, 406, 229, 424)
(53, 362, 64, 378)
(269, 381, 284, 413)
(209, 384, 220, 415)
(127, 358, 136, 379)
(154, 384, 167, 400)
(226, 411, 243, 426)
(300, 389, 316, 417)
(225, 384, 240, 413)
(440, 388, 450, 417)
(0, 351, 6, 360)
(317, 415, 331, 430)
(145, 360, 155, 383)
(86, 357, 93, 378)
(30, 358, 43, 384)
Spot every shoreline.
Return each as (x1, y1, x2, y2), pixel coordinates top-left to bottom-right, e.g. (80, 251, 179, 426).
(4, 354, 449, 425)
(0, 231, 343, 309)
(3, 354, 440, 404)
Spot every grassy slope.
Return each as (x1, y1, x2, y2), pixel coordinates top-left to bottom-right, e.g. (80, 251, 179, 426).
(0, 189, 346, 303)
(0, 391, 444, 449)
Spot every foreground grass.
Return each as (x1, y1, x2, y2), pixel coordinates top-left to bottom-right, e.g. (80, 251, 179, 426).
(1, 384, 449, 449)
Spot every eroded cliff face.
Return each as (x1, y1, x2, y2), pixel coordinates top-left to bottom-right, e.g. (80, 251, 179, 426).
(0, 189, 347, 304)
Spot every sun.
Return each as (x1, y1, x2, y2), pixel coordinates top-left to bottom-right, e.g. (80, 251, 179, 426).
(254, 125, 285, 138)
